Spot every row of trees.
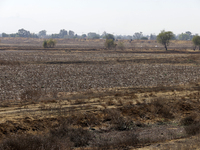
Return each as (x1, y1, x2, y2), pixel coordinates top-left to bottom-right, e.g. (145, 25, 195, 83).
(1, 29, 198, 41)
(1, 29, 76, 39)
(156, 30, 200, 50)
(103, 30, 200, 51)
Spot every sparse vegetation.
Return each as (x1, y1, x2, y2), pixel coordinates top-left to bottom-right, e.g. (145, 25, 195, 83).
(1, 38, 200, 149)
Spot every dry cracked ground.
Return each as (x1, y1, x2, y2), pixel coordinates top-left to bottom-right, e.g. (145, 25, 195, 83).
(1, 47, 200, 149)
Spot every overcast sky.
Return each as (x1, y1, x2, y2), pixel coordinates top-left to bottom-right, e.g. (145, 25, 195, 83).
(0, 0, 200, 35)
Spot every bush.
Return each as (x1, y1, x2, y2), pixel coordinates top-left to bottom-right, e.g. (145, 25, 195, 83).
(180, 114, 197, 126)
(185, 122, 200, 136)
(0, 134, 72, 150)
(50, 125, 93, 147)
(43, 40, 48, 48)
(151, 99, 174, 119)
(43, 39, 56, 48)
(105, 39, 116, 49)
(117, 41, 125, 50)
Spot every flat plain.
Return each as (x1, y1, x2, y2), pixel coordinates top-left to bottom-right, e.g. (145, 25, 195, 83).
(0, 38, 200, 149)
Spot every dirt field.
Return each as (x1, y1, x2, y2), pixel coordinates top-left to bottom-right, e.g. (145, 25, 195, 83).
(1, 39, 200, 149)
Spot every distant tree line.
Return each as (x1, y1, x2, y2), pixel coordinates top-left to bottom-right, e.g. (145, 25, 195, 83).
(1, 29, 199, 41)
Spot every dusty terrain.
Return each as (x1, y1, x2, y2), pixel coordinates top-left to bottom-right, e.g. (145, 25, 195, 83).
(0, 39, 200, 149)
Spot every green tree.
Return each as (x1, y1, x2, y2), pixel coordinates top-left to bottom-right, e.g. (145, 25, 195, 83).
(141, 37, 148, 40)
(59, 29, 68, 38)
(157, 30, 174, 50)
(105, 34, 115, 40)
(18, 28, 31, 37)
(133, 32, 143, 40)
(2, 33, 9, 37)
(192, 35, 200, 50)
(38, 30, 47, 38)
(81, 34, 87, 38)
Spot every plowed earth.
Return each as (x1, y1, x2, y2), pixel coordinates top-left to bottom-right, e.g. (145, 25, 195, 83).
(1, 47, 200, 149)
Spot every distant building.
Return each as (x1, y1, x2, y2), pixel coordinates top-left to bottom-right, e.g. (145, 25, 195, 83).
(0, 34, 2, 37)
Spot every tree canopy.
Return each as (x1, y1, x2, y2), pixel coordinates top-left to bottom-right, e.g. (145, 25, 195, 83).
(157, 30, 174, 50)
(192, 35, 200, 50)
(105, 34, 115, 40)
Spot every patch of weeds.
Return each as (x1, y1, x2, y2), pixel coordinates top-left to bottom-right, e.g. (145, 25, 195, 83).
(50, 125, 93, 147)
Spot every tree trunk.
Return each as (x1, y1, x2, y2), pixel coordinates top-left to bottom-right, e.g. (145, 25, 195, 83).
(194, 46, 196, 51)
(165, 44, 167, 51)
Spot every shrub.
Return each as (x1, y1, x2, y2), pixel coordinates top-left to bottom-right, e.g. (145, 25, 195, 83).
(47, 39, 56, 48)
(185, 122, 200, 136)
(43, 40, 48, 48)
(0, 134, 72, 150)
(105, 39, 116, 49)
(43, 39, 56, 48)
(50, 125, 93, 147)
(117, 41, 125, 50)
(180, 114, 197, 126)
(151, 99, 174, 119)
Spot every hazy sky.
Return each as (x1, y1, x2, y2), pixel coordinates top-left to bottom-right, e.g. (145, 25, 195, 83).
(0, 0, 200, 35)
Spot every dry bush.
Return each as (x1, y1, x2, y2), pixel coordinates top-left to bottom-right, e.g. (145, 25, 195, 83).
(106, 99, 115, 106)
(66, 112, 101, 127)
(0, 134, 73, 150)
(102, 109, 133, 131)
(117, 99, 123, 106)
(180, 114, 198, 126)
(151, 99, 174, 119)
(184, 122, 200, 136)
(181, 114, 200, 136)
(20, 89, 41, 102)
(50, 125, 93, 147)
(175, 101, 193, 111)
(93, 131, 139, 149)
(74, 99, 86, 105)
(117, 41, 125, 50)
